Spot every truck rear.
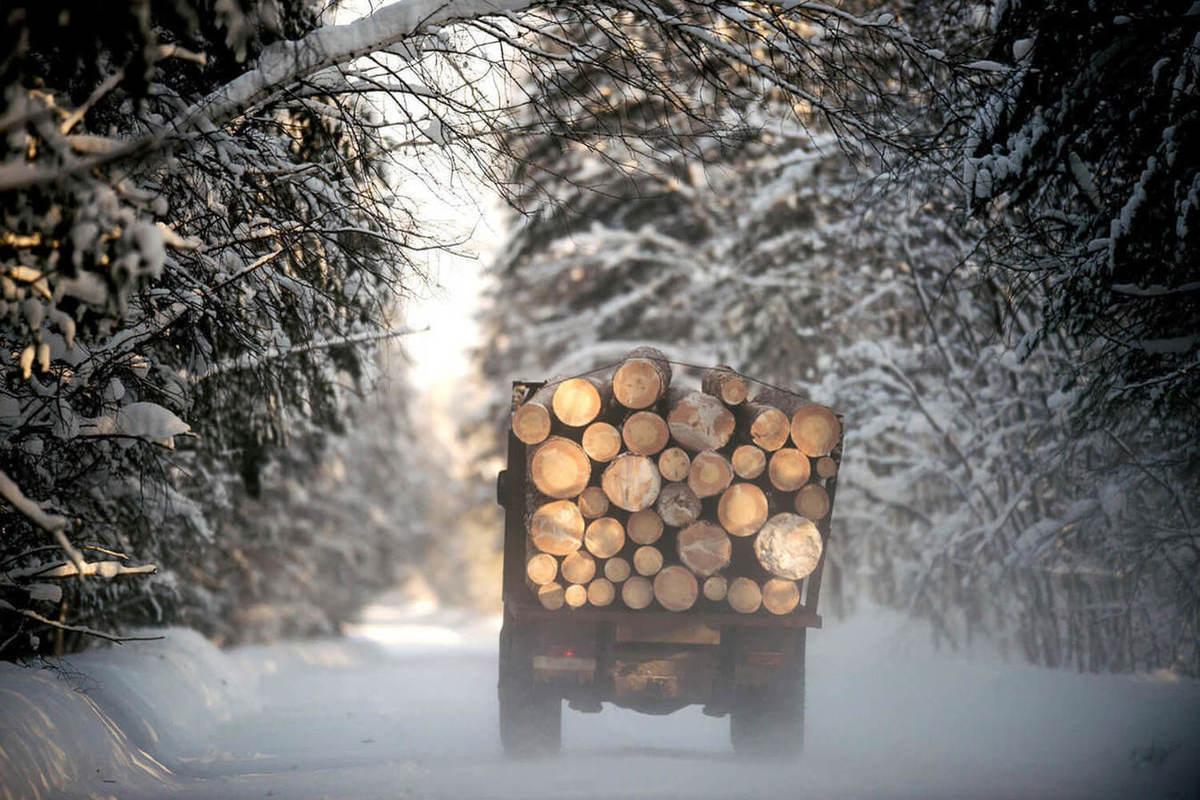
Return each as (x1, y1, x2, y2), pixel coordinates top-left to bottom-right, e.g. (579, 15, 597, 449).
(496, 349, 843, 756)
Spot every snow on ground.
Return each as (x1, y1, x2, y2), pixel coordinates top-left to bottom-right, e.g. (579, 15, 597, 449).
(2, 596, 1198, 799)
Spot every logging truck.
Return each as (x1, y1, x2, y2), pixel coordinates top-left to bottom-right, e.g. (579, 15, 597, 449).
(496, 348, 843, 756)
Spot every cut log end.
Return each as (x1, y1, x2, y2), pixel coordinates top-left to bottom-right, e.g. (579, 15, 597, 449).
(658, 447, 691, 482)
(538, 582, 565, 610)
(512, 402, 551, 445)
(529, 500, 585, 556)
(703, 575, 728, 602)
(621, 575, 654, 609)
(677, 521, 732, 577)
(531, 436, 592, 499)
(601, 453, 663, 512)
(562, 550, 597, 584)
(604, 556, 631, 583)
(578, 486, 611, 519)
(815, 456, 839, 479)
(688, 450, 733, 499)
(727, 577, 762, 614)
(731, 444, 766, 479)
(587, 577, 616, 607)
(768, 448, 811, 492)
(623, 411, 670, 456)
(655, 481, 702, 527)
(627, 509, 664, 545)
(584, 516, 626, 558)
(754, 513, 823, 580)
(526, 553, 558, 586)
(702, 367, 749, 406)
(668, 391, 736, 452)
(717, 482, 769, 537)
(633, 545, 664, 576)
(552, 377, 605, 427)
(795, 484, 831, 520)
(613, 348, 671, 409)
(742, 405, 790, 452)
(762, 578, 801, 615)
(653, 565, 699, 612)
(564, 583, 588, 608)
(582, 422, 622, 463)
(791, 404, 842, 456)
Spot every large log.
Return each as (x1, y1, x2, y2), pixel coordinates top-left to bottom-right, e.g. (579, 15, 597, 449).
(612, 346, 672, 409)
(731, 444, 766, 479)
(657, 447, 691, 481)
(688, 450, 733, 499)
(512, 387, 553, 445)
(767, 447, 811, 492)
(790, 403, 842, 456)
(526, 553, 558, 586)
(633, 545, 664, 576)
(621, 575, 654, 609)
(578, 486, 610, 519)
(552, 377, 609, 427)
(601, 453, 662, 512)
(815, 456, 839, 479)
(754, 513, 823, 580)
(795, 484, 831, 520)
(703, 575, 728, 602)
(761, 578, 801, 615)
(604, 556, 631, 583)
(727, 577, 762, 614)
(584, 516, 625, 558)
(529, 500, 584, 556)
(736, 403, 790, 452)
(653, 565, 699, 612)
(564, 583, 588, 608)
(587, 577, 616, 607)
(627, 509, 664, 545)
(538, 582, 565, 610)
(562, 551, 597, 584)
(581, 421, 622, 463)
(701, 366, 749, 406)
(676, 521, 732, 577)
(655, 481, 701, 527)
(716, 482, 769, 537)
(668, 390, 736, 452)
(622, 410, 670, 455)
(530, 436, 592, 499)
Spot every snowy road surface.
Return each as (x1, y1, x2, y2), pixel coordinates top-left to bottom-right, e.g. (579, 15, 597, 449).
(13, 599, 1200, 799)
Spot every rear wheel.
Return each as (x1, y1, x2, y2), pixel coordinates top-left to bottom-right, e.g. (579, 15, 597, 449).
(730, 631, 805, 757)
(498, 623, 562, 757)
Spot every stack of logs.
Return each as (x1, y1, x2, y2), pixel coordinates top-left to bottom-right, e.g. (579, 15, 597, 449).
(514, 347, 843, 616)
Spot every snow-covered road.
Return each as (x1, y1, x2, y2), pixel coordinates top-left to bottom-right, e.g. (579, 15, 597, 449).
(6, 599, 1199, 799)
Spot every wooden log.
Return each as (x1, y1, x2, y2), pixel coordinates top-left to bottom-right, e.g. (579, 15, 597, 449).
(653, 565, 699, 612)
(688, 450, 733, 499)
(587, 577, 616, 607)
(627, 509, 664, 545)
(727, 578, 762, 614)
(530, 436, 592, 499)
(703, 575, 728, 602)
(612, 346, 672, 409)
(717, 482, 769, 537)
(736, 403, 790, 452)
(701, 366, 749, 406)
(562, 551, 597, 584)
(512, 399, 552, 445)
(621, 575, 654, 609)
(731, 444, 766, 479)
(538, 582, 565, 610)
(552, 377, 608, 427)
(581, 421, 622, 463)
(754, 513, 823, 580)
(657, 447, 691, 481)
(526, 553, 558, 586)
(529, 500, 585, 555)
(667, 390, 736, 452)
(578, 486, 610, 519)
(564, 583, 588, 608)
(604, 556, 631, 583)
(815, 456, 839, 479)
(762, 578, 801, 615)
(622, 410, 670, 455)
(633, 545, 664, 576)
(768, 447, 811, 492)
(795, 484, 831, 520)
(790, 404, 842, 456)
(584, 516, 625, 558)
(601, 453, 662, 512)
(655, 481, 701, 527)
(677, 521, 732, 577)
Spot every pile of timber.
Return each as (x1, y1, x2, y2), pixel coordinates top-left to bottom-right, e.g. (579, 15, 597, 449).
(515, 347, 843, 615)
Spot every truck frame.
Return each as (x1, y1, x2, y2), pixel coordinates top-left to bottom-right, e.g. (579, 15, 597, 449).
(496, 379, 841, 756)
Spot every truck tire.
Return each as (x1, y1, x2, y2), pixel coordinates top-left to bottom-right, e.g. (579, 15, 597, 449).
(730, 631, 805, 757)
(498, 623, 562, 757)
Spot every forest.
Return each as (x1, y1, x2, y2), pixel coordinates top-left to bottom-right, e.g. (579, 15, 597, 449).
(0, 0, 1196, 680)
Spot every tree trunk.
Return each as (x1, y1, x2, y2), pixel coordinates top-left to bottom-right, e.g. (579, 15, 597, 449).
(668, 390, 736, 451)
(604, 556, 631, 583)
(529, 499, 585, 556)
(703, 575, 728, 601)
(530, 436, 592, 499)
(701, 366, 749, 406)
(754, 513, 823, 580)
(767, 447, 810, 492)
(655, 481, 701, 527)
(677, 521, 732, 577)
(736, 403, 790, 452)
(657, 446, 691, 481)
(790, 404, 842, 456)
(621, 575, 654, 609)
(612, 346, 672, 409)
(587, 578, 616, 607)
(762, 578, 800, 615)
(584, 516, 625, 558)
(688, 450, 733, 498)
(526, 553, 558, 586)
(727, 577, 762, 614)
(564, 583, 588, 608)
(795, 484, 830, 520)
(562, 550, 597, 584)
(552, 376, 610, 427)
(633, 545, 664, 576)
(578, 486, 610, 519)
(731, 444, 766, 479)
(601, 453, 662, 511)
(815, 456, 839, 479)
(622, 410, 670, 455)
(512, 388, 553, 445)
(627, 508, 664, 545)
(717, 482, 769, 536)
(582, 421, 622, 463)
(653, 565, 699, 612)
(538, 582, 565, 610)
